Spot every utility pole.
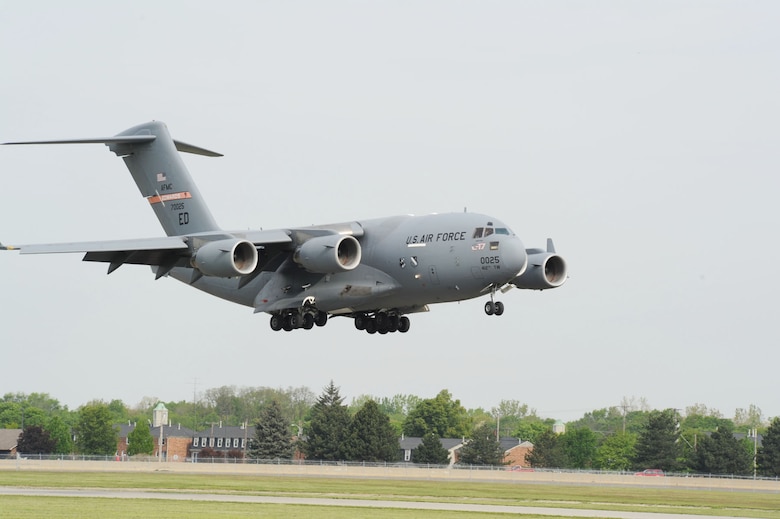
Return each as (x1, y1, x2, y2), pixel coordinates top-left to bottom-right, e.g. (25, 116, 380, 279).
(619, 404, 629, 434)
(750, 428, 758, 479)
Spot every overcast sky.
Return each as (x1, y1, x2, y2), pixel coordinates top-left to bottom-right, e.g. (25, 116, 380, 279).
(1, 2, 778, 423)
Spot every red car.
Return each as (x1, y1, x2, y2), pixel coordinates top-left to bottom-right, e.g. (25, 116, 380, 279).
(635, 469, 665, 476)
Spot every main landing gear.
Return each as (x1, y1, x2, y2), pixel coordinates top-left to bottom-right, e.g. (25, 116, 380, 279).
(269, 308, 328, 332)
(353, 311, 410, 335)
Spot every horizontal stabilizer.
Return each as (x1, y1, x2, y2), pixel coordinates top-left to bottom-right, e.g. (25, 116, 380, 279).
(3, 135, 222, 157)
(2, 135, 156, 146)
(173, 140, 223, 157)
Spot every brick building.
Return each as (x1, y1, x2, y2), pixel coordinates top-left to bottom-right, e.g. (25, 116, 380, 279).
(191, 423, 255, 460)
(116, 404, 194, 461)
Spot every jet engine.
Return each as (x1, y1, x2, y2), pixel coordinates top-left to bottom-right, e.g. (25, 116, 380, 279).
(511, 251, 567, 290)
(192, 238, 258, 277)
(293, 234, 361, 273)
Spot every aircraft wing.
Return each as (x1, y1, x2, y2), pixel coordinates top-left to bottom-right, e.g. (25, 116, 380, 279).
(2, 236, 189, 255)
(1, 229, 294, 278)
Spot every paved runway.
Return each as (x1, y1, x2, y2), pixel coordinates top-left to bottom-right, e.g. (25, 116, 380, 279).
(0, 486, 758, 518)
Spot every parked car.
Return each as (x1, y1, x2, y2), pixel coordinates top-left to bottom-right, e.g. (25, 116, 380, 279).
(635, 469, 665, 476)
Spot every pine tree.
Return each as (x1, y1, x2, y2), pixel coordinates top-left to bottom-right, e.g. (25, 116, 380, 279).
(413, 432, 450, 465)
(458, 423, 505, 466)
(249, 400, 294, 460)
(127, 423, 155, 456)
(302, 381, 351, 461)
(691, 422, 752, 476)
(633, 409, 680, 471)
(343, 400, 398, 462)
(757, 417, 780, 477)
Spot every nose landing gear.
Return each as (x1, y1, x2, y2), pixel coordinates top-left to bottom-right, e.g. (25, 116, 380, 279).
(484, 286, 505, 316)
(484, 300, 505, 316)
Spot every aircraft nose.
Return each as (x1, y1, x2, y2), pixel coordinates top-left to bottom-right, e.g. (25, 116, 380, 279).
(504, 236, 528, 278)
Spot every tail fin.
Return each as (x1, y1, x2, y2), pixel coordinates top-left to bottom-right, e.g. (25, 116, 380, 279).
(108, 121, 221, 236)
(4, 121, 222, 236)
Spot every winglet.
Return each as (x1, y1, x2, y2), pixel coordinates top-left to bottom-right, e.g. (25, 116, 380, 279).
(0, 242, 16, 251)
(547, 238, 556, 254)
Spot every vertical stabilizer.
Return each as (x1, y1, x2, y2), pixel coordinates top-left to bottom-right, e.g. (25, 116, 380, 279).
(108, 121, 220, 236)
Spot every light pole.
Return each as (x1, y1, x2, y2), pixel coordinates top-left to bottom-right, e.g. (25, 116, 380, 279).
(291, 423, 303, 437)
(159, 422, 164, 463)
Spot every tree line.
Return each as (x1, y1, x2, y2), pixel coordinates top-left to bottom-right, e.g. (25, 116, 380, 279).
(3, 388, 780, 476)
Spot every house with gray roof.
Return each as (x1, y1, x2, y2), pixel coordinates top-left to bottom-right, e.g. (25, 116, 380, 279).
(0, 429, 22, 458)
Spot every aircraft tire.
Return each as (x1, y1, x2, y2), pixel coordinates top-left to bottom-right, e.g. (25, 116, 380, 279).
(484, 301, 495, 315)
(365, 319, 377, 334)
(302, 313, 315, 329)
(494, 301, 505, 316)
(282, 317, 294, 332)
(388, 315, 399, 332)
(398, 316, 410, 333)
(354, 315, 367, 330)
(270, 314, 283, 331)
(376, 311, 388, 328)
(315, 311, 328, 327)
(289, 313, 301, 328)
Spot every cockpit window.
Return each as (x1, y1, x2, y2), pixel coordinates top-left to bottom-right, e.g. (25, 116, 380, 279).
(473, 226, 503, 238)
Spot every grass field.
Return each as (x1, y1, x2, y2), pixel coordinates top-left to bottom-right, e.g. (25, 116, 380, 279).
(1, 470, 779, 518)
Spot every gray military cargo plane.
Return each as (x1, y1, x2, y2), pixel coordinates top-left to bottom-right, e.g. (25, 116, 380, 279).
(2, 121, 567, 334)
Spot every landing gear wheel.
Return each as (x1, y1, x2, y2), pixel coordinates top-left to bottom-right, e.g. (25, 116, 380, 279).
(376, 311, 388, 328)
(315, 311, 328, 327)
(354, 314, 367, 330)
(484, 301, 495, 315)
(494, 301, 504, 316)
(282, 315, 294, 331)
(365, 319, 378, 334)
(302, 313, 315, 330)
(289, 313, 301, 328)
(387, 315, 399, 333)
(398, 316, 410, 333)
(270, 314, 283, 331)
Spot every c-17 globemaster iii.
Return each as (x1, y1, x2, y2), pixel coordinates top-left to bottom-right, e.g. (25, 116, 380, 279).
(2, 121, 567, 334)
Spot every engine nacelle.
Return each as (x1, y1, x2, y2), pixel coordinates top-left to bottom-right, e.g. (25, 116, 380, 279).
(293, 234, 361, 273)
(511, 252, 567, 290)
(192, 239, 258, 277)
